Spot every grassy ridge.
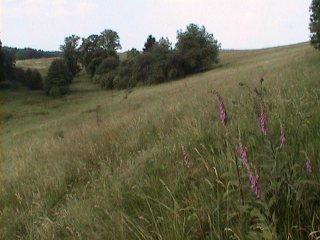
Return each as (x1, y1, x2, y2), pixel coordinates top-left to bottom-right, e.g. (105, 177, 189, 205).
(1, 43, 319, 239)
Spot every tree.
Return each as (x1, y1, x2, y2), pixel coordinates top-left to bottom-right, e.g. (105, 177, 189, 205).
(29, 69, 43, 90)
(60, 35, 81, 80)
(0, 40, 4, 82)
(98, 29, 122, 53)
(79, 30, 121, 77)
(2, 47, 15, 81)
(45, 59, 71, 97)
(310, 0, 320, 50)
(143, 35, 156, 52)
(79, 34, 100, 68)
(175, 23, 220, 73)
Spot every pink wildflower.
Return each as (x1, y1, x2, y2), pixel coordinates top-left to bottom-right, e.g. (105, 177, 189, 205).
(218, 96, 227, 126)
(259, 104, 268, 135)
(239, 143, 248, 163)
(248, 170, 261, 198)
(279, 124, 286, 149)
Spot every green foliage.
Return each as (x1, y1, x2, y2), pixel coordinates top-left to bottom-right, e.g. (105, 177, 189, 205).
(79, 30, 121, 78)
(310, 0, 320, 49)
(60, 35, 81, 81)
(45, 59, 70, 97)
(143, 35, 156, 52)
(113, 24, 219, 89)
(0, 40, 4, 82)
(28, 69, 43, 90)
(1, 43, 15, 82)
(97, 71, 117, 89)
(3, 46, 60, 60)
(98, 29, 122, 52)
(95, 55, 120, 75)
(176, 23, 220, 73)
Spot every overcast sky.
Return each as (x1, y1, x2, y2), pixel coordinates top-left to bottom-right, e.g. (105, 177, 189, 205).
(0, 0, 312, 51)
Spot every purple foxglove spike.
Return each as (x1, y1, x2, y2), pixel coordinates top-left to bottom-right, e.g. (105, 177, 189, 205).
(248, 170, 261, 198)
(218, 97, 227, 126)
(239, 143, 248, 163)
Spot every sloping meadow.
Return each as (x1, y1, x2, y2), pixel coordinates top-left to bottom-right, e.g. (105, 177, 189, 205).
(1, 43, 319, 239)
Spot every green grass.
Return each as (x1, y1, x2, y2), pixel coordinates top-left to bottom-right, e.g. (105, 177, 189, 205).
(1, 43, 320, 239)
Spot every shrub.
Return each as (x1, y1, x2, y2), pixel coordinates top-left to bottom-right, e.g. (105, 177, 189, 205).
(95, 71, 117, 89)
(95, 55, 119, 75)
(45, 59, 71, 97)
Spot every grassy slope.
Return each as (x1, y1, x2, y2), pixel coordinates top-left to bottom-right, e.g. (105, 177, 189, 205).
(0, 43, 319, 239)
(16, 57, 56, 77)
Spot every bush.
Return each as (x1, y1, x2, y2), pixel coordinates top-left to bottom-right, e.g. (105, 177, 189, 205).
(45, 59, 71, 97)
(95, 55, 119, 75)
(12, 67, 43, 90)
(29, 69, 43, 90)
(94, 71, 117, 89)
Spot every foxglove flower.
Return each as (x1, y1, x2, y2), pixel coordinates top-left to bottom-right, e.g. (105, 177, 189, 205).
(248, 170, 261, 198)
(239, 143, 248, 163)
(217, 96, 227, 126)
(259, 104, 268, 135)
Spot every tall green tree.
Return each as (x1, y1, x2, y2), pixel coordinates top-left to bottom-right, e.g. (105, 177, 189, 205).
(79, 30, 121, 77)
(45, 59, 71, 97)
(60, 35, 81, 81)
(79, 34, 100, 69)
(98, 29, 122, 53)
(175, 23, 220, 73)
(310, 0, 320, 50)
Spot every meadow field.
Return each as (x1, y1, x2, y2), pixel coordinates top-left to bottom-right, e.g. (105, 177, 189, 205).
(1, 43, 319, 239)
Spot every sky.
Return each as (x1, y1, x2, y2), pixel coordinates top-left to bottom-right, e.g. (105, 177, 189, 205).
(0, 0, 313, 51)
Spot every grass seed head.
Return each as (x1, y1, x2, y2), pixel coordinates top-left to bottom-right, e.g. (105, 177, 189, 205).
(279, 124, 286, 149)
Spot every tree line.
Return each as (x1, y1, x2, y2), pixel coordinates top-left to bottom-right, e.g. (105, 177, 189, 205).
(3, 46, 60, 60)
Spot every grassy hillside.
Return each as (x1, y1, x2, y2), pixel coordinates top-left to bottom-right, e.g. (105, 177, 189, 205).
(1, 43, 319, 239)
(16, 57, 56, 77)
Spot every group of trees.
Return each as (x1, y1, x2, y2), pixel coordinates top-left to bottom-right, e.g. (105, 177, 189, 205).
(99, 24, 219, 90)
(0, 40, 43, 90)
(92, 24, 220, 90)
(45, 23, 220, 95)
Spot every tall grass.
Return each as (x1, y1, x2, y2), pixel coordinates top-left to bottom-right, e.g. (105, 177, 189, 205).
(0, 43, 319, 239)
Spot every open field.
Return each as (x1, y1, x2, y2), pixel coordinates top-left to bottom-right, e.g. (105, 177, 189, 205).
(1, 43, 320, 239)
(16, 57, 57, 77)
